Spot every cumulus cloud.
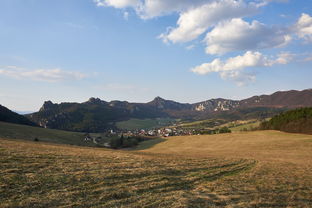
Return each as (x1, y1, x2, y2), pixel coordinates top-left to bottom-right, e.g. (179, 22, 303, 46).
(295, 13, 312, 42)
(95, 0, 264, 43)
(191, 51, 292, 85)
(95, 0, 291, 48)
(205, 18, 291, 55)
(0, 66, 86, 82)
(159, 0, 258, 43)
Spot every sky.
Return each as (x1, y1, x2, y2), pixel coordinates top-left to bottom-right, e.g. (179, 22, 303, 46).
(0, 0, 311, 111)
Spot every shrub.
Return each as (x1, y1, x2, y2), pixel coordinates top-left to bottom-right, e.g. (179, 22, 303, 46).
(219, 127, 232, 134)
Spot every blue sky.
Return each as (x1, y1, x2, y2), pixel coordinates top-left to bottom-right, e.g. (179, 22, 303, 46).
(0, 0, 311, 111)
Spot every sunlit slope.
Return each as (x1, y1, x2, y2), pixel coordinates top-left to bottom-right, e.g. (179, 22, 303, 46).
(141, 131, 312, 164)
(0, 139, 254, 208)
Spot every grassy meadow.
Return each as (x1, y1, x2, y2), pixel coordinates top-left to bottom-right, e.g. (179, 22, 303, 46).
(1, 129, 312, 207)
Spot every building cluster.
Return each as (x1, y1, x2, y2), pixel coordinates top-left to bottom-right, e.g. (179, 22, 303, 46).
(105, 127, 210, 138)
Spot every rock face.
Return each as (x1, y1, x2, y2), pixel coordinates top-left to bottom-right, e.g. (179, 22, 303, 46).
(27, 89, 312, 132)
(39, 101, 56, 112)
(193, 99, 240, 112)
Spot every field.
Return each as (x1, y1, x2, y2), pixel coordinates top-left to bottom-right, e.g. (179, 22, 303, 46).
(174, 119, 226, 129)
(228, 120, 261, 132)
(1, 130, 312, 207)
(174, 118, 263, 132)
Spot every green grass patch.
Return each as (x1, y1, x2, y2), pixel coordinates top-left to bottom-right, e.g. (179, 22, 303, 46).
(0, 121, 89, 146)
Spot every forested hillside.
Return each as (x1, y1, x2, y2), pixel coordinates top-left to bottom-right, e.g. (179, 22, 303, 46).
(0, 105, 36, 126)
(260, 107, 312, 134)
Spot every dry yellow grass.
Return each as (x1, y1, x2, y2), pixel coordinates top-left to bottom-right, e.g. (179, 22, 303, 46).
(1, 130, 312, 207)
(0, 138, 254, 208)
(141, 130, 312, 164)
(139, 130, 312, 207)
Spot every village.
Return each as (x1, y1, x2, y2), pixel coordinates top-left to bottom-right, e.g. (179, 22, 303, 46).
(84, 125, 231, 149)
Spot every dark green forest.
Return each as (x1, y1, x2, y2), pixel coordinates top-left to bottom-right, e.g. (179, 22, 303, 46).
(260, 107, 312, 134)
(0, 105, 36, 126)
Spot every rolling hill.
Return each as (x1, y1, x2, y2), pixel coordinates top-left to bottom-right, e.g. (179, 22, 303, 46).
(27, 89, 312, 132)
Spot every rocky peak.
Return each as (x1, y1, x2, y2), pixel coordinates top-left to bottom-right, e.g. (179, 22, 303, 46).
(87, 97, 105, 104)
(39, 101, 55, 112)
(152, 96, 165, 102)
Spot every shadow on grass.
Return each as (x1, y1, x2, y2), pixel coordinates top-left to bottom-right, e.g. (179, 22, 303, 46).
(131, 138, 166, 150)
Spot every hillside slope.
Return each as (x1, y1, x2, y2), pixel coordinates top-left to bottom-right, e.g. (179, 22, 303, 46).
(260, 107, 312, 134)
(140, 131, 312, 163)
(0, 121, 88, 146)
(0, 104, 36, 126)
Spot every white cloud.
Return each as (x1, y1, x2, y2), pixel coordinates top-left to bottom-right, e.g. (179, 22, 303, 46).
(95, 0, 290, 49)
(159, 0, 258, 43)
(205, 18, 291, 55)
(95, 0, 209, 18)
(137, 0, 209, 19)
(295, 13, 312, 42)
(0, 66, 86, 82)
(191, 51, 272, 74)
(94, 0, 140, 8)
(191, 51, 292, 85)
(95, 0, 266, 43)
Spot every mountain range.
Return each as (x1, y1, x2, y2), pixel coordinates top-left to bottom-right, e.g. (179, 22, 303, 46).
(24, 89, 312, 132)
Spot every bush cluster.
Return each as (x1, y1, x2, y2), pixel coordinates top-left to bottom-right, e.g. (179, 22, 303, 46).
(109, 135, 146, 149)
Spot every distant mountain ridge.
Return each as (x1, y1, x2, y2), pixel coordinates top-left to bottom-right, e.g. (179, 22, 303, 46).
(27, 89, 312, 132)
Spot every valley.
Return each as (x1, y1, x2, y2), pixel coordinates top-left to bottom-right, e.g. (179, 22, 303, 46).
(2, 1, 311, 207)
(1, 89, 312, 207)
